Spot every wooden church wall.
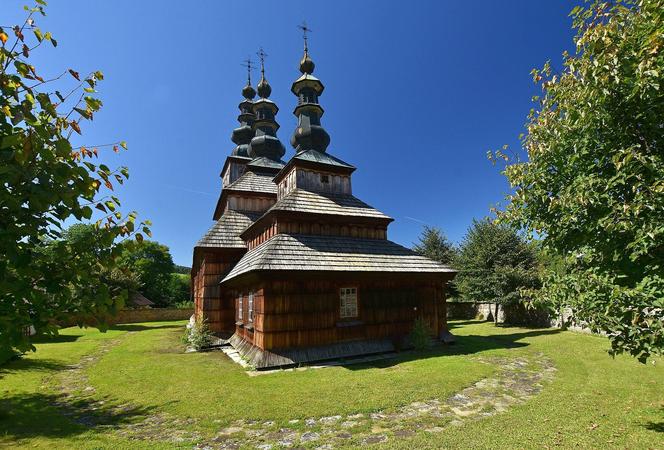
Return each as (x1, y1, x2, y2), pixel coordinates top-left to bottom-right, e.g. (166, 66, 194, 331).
(193, 250, 245, 334)
(277, 167, 352, 199)
(226, 195, 275, 213)
(232, 277, 446, 351)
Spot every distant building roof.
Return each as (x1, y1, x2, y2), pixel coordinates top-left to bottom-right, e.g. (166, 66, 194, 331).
(130, 291, 154, 307)
(196, 210, 261, 249)
(222, 234, 456, 283)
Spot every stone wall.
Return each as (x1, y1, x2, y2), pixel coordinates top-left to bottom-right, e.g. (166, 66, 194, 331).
(447, 301, 594, 332)
(110, 308, 193, 324)
(59, 308, 193, 327)
(447, 301, 549, 327)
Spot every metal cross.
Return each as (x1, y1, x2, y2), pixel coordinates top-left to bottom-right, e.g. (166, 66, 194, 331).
(240, 56, 254, 84)
(256, 47, 268, 77)
(298, 21, 312, 51)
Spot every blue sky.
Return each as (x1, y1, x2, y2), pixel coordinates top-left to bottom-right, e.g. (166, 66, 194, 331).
(5, 0, 578, 266)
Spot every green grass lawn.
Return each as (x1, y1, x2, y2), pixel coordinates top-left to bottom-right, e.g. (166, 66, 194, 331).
(1, 320, 662, 449)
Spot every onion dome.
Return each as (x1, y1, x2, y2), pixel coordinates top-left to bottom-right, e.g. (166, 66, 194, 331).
(231, 64, 257, 157)
(290, 30, 330, 153)
(248, 48, 286, 161)
(257, 76, 272, 99)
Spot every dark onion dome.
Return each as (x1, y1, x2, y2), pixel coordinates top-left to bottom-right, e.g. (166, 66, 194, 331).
(257, 76, 272, 99)
(231, 79, 256, 157)
(248, 54, 286, 161)
(299, 51, 315, 74)
(290, 44, 330, 153)
(242, 82, 256, 100)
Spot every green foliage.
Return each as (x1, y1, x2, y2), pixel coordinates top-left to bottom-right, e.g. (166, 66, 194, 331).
(454, 219, 540, 308)
(413, 226, 457, 265)
(174, 300, 194, 310)
(491, 0, 664, 361)
(173, 264, 192, 275)
(0, 3, 149, 355)
(117, 241, 175, 306)
(413, 226, 459, 297)
(168, 273, 191, 305)
(182, 315, 213, 351)
(409, 318, 432, 351)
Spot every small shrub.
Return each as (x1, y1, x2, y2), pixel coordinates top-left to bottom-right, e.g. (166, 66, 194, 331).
(182, 315, 213, 351)
(476, 313, 485, 321)
(174, 300, 194, 309)
(410, 318, 432, 351)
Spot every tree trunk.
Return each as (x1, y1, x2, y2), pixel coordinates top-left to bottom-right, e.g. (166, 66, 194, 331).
(494, 303, 499, 325)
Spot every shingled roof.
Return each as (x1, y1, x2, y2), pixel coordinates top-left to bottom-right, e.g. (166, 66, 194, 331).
(196, 210, 261, 249)
(268, 189, 391, 220)
(225, 170, 277, 195)
(221, 234, 455, 282)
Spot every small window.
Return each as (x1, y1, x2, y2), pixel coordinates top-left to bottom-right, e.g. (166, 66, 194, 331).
(237, 295, 243, 322)
(248, 291, 254, 323)
(321, 174, 329, 184)
(339, 287, 358, 319)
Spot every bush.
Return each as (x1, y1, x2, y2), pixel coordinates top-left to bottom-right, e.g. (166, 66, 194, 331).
(174, 300, 194, 309)
(409, 318, 432, 351)
(182, 315, 213, 351)
(168, 273, 191, 304)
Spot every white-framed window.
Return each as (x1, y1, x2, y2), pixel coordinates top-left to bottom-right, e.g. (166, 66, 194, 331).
(248, 291, 254, 323)
(339, 287, 358, 319)
(238, 294, 243, 322)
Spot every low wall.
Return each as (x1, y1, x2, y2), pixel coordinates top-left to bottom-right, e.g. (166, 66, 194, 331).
(447, 301, 549, 328)
(110, 308, 193, 324)
(59, 308, 193, 327)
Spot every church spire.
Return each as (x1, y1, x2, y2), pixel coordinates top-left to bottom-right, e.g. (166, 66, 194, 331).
(247, 47, 286, 161)
(290, 22, 330, 154)
(231, 57, 256, 157)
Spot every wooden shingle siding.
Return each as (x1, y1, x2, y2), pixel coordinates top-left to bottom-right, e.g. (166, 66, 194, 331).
(223, 234, 455, 283)
(229, 278, 447, 352)
(226, 170, 278, 194)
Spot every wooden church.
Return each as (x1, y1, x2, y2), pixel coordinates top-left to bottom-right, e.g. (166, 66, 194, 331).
(191, 35, 456, 369)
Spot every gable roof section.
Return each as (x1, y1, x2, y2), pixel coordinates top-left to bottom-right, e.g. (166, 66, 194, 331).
(274, 149, 355, 184)
(225, 170, 277, 194)
(270, 189, 391, 219)
(222, 233, 456, 283)
(213, 170, 278, 220)
(196, 210, 261, 249)
(240, 189, 392, 239)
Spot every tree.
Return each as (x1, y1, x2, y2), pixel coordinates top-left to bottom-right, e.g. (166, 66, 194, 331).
(117, 241, 175, 306)
(173, 264, 192, 275)
(168, 273, 191, 305)
(413, 226, 456, 265)
(490, 0, 663, 361)
(413, 226, 458, 297)
(454, 219, 539, 322)
(0, 2, 149, 355)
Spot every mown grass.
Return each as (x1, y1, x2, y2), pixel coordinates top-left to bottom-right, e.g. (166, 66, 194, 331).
(0, 320, 662, 449)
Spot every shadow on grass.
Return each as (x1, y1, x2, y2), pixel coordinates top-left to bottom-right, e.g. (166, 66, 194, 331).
(342, 326, 562, 370)
(0, 391, 159, 441)
(0, 357, 68, 378)
(31, 333, 82, 344)
(110, 323, 183, 332)
(643, 407, 664, 433)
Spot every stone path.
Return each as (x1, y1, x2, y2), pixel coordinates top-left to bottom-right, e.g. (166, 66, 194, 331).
(50, 338, 556, 448)
(193, 353, 557, 449)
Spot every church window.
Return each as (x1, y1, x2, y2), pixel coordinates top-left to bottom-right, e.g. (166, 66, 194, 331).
(248, 291, 254, 323)
(339, 287, 358, 319)
(238, 295, 243, 322)
(321, 174, 329, 184)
